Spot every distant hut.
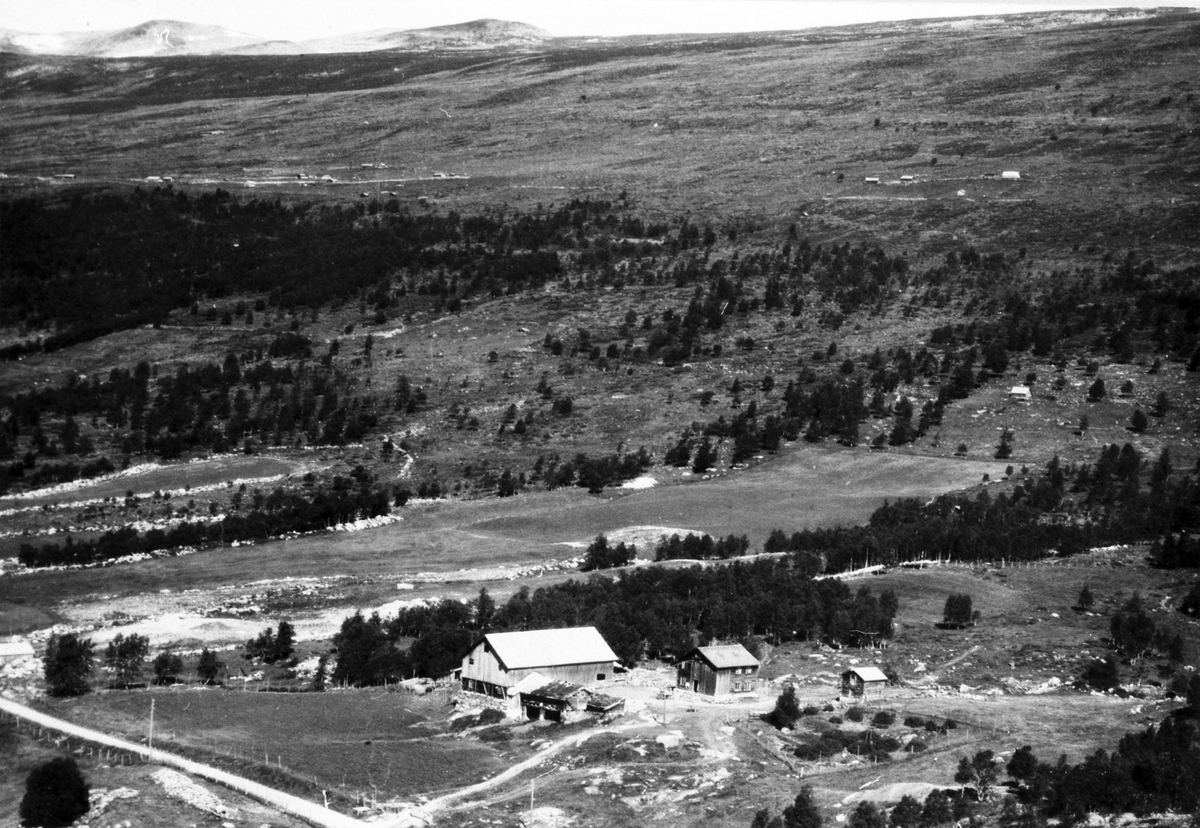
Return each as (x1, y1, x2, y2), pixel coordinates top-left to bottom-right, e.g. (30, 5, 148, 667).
(1009, 385, 1032, 402)
(676, 644, 760, 696)
(841, 666, 889, 698)
(1001, 170, 1021, 180)
(0, 639, 35, 665)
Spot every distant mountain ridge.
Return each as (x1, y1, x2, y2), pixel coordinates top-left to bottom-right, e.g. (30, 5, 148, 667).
(0, 17, 553, 57)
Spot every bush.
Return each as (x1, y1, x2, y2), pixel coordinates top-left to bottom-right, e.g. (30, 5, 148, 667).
(802, 705, 821, 716)
(450, 714, 481, 732)
(846, 706, 864, 722)
(829, 715, 843, 725)
(20, 757, 90, 828)
(764, 685, 803, 730)
(904, 715, 927, 728)
(478, 708, 506, 726)
(871, 711, 896, 728)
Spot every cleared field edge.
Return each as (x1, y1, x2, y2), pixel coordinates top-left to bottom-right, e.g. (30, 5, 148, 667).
(0, 696, 364, 828)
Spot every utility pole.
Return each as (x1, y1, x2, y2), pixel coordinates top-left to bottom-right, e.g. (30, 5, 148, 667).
(148, 699, 155, 749)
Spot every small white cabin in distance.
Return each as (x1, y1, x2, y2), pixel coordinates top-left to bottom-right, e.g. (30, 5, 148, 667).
(1009, 385, 1032, 402)
(1001, 170, 1021, 180)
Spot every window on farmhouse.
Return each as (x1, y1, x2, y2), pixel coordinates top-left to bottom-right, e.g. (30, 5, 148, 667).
(597, 673, 606, 681)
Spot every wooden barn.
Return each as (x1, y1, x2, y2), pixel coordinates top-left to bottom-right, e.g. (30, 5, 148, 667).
(676, 644, 760, 696)
(841, 666, 889, 697)
(459, 626, 618, 705)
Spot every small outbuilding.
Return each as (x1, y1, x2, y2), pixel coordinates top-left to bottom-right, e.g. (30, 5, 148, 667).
(0, 639, 35, 665)
(676, 644, 760, 696)
(1001, 170, 1021, 180)
(841, 666, 889, 697)
(1009, 385, 1032, 402)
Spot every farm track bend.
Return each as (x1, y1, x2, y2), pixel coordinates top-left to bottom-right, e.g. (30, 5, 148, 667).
(0, 696, 364, 828)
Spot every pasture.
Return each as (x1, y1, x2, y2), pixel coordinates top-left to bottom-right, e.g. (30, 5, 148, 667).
(38, 686, 506, 801)
(0, 454, 301, 510)
(10, 443, 1009, 616)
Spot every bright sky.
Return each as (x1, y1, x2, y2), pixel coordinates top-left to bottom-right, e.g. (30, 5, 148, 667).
(3, 0, 1195, 40)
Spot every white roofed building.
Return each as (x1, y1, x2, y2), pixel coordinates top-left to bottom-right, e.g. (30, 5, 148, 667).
(459, 626, 618, 707)
(841, 665, 889, 697)
(676, 644, 760, 696)
(0, 638, 35, 665)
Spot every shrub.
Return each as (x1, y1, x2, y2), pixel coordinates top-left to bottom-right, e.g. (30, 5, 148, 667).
(764, 685, 803, 730)
(478, 708, 506, 726)
(20, 757, 90, 828)
(871, 711, 896, 728)
(846, 706, 864, 722)
(449, 714, 480, 732)
(802, 705, 821, 716)
(477, 726, 511, 742)
(829, 715, 843, 725)
(904, 715, 926, 728)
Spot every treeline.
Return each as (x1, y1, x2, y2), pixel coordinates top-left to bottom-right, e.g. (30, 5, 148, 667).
(500, 560, 891, 667)
(17, 481, 391, 568)
(532, 447, 652, 493)
(763, 443, 1198, 573)
(1, 188, 623, 355)
(1151, 532, 1200, 569)
(0, 343, 407, 464)
(333, 560, 897, 683)
(655, 532, 751, 561)
(1006, 711, 1200, 822)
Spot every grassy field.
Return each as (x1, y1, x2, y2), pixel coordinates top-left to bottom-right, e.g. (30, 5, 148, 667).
(36, 685, 506, 802)
(0, 454, 301, 510)
(6, 441, 1009, 617)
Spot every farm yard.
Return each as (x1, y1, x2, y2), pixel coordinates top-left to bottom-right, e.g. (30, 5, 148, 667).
(2, 6, 1200, 828)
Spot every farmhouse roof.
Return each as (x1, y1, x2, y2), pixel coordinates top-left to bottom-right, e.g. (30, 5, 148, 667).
(691, 644, 759, 670)
(843, 666, 888, 683)
(0, 639, 35, 658)
(484, 626, 617, 671)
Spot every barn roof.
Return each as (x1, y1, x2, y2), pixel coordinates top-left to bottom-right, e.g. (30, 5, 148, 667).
(483, 627, 617, 671)
(692, 644, 759, 670)
(843, 666, 889, 682)
(520, 679, 588, 701)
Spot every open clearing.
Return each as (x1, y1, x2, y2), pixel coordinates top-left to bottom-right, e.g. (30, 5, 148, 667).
(7, 442, 1010, 624)
(37, 686, 505, 802)
(0, 453, 302, 510)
